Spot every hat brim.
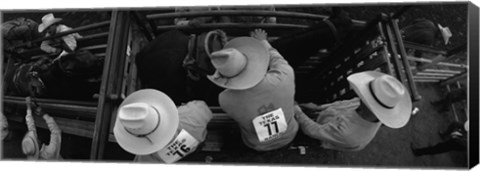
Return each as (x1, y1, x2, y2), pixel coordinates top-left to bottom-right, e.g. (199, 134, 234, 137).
(23, 131, 40, 159)
(437, 24, 452, 45)
(347, 71, 412, 128)
(38, 18, 63, 33)
(207, 37, 269, 90)
(113, 89, 179, 155)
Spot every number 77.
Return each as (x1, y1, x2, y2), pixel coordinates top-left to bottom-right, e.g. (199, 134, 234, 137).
(263, 121, 279, 136)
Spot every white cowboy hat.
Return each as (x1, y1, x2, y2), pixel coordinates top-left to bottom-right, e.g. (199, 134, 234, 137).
(113, 89, 179, 155)
(22, 131, 40, 159)
(437, 24, 452, 45)
(347, 71, 412, 128)
(207, 37, 269, 90)
(38, 13, 63, 33)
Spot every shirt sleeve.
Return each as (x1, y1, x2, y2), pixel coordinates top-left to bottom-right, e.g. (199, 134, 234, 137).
(178, 100, 213, 142)
(41, 114, 62, 159)
(264, 48, 294, 86)
(25, 107, 36, 132)
(294, 105, 348, 147)
(58, 25, 79, 51)
(40, 39, 58, 53)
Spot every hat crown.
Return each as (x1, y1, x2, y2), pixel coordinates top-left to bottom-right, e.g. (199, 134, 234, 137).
(371, 75, 405, 108)
(42, 13, 56, 23)
(118, 103, 160, 135)
(210, 48, 247, 77)
(22, 133, 38, 156)
(437, 24, 452, 45)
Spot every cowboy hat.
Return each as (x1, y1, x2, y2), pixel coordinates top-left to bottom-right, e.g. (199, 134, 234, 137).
(22, 131, 40, 159)
(347, 71, 412, 128)
(113, 89, 179, 155)
(38, 13, 63, 33)
(207, 37, 269, 90)
(437, 24, 452, 45)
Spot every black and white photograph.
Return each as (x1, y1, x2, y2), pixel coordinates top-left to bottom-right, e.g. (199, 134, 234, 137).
(1, 1, 478, 170)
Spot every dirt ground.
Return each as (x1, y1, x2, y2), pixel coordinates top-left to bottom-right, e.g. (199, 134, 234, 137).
(1, 3, 469, 169)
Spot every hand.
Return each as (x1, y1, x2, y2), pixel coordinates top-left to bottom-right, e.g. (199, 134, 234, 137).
(25, 96, 32, 108)
(35, 107, 44, 117)
(250, 29, 268, 41)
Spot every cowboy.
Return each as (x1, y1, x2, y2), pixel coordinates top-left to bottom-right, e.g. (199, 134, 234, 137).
(1, 112, 9, 141)
(207, 29, 298, 151)
(22, 97, 62, 160)
(39, 13, 82, 56)
(402, 18, 452, 47)
(401, 19, 452, 68)
(113, 89, 213, 163)
(294, 71, 412, 151)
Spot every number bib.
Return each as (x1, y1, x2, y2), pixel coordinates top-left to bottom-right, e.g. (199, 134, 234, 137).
(252, 108, 288, 143)
(157, 129, 199, 163)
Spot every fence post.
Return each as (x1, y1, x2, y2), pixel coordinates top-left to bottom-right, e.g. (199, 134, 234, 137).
(90, 10, 131, 160)
(389, 17, 422, 101)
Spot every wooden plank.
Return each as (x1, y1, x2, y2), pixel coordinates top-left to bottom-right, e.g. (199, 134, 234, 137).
(147, 10, 366, 26)
(157, 23, 309, 30)
(416, 72, 455, 77)
(14, 21, 110, 48)
(403, 41, 447, 55)
(90, 11, 130, 160)
(423, 69, 462, 74)
(407, 56, 468, 68)
(439, 72, 468, 86)
(413, 76, 448, 80)
(414, 79, 439, 83)
(390, 18, 421, 101)
(79, 44, 108, 51)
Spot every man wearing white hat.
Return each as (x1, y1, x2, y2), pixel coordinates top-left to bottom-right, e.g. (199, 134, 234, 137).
(1, 112, 9, 141)
(294, 71, 412, 151)
(113, 89, 213, 163)
(22, 97, 62, 160)
(208, 29, 298, 151)
(39, 13, 82, 57)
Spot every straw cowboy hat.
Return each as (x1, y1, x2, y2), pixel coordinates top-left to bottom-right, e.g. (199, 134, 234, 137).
(22, 131, 40, 159)
(207, 37, 269, 90)
(113, 89, 179, 155)
(347, 71, 412, 128)
(437, 24, 452, 45)
(38, 13, 63, 33)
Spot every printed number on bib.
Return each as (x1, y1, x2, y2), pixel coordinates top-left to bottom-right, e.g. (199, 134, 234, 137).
(157, 129, 199, 163)
(252, 108, 288, 143)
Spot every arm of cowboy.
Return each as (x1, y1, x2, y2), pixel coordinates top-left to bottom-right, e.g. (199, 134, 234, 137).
(43, 114, 61, 135)
(40, 40, 60, 54)
(40, 114, 62, 160)
(40, 114, 62, 159)
(25, 97, 37, 132)
(177, 100, 213, 142)
(294, 105, 348, 146)
(265, 47, 294, 83)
